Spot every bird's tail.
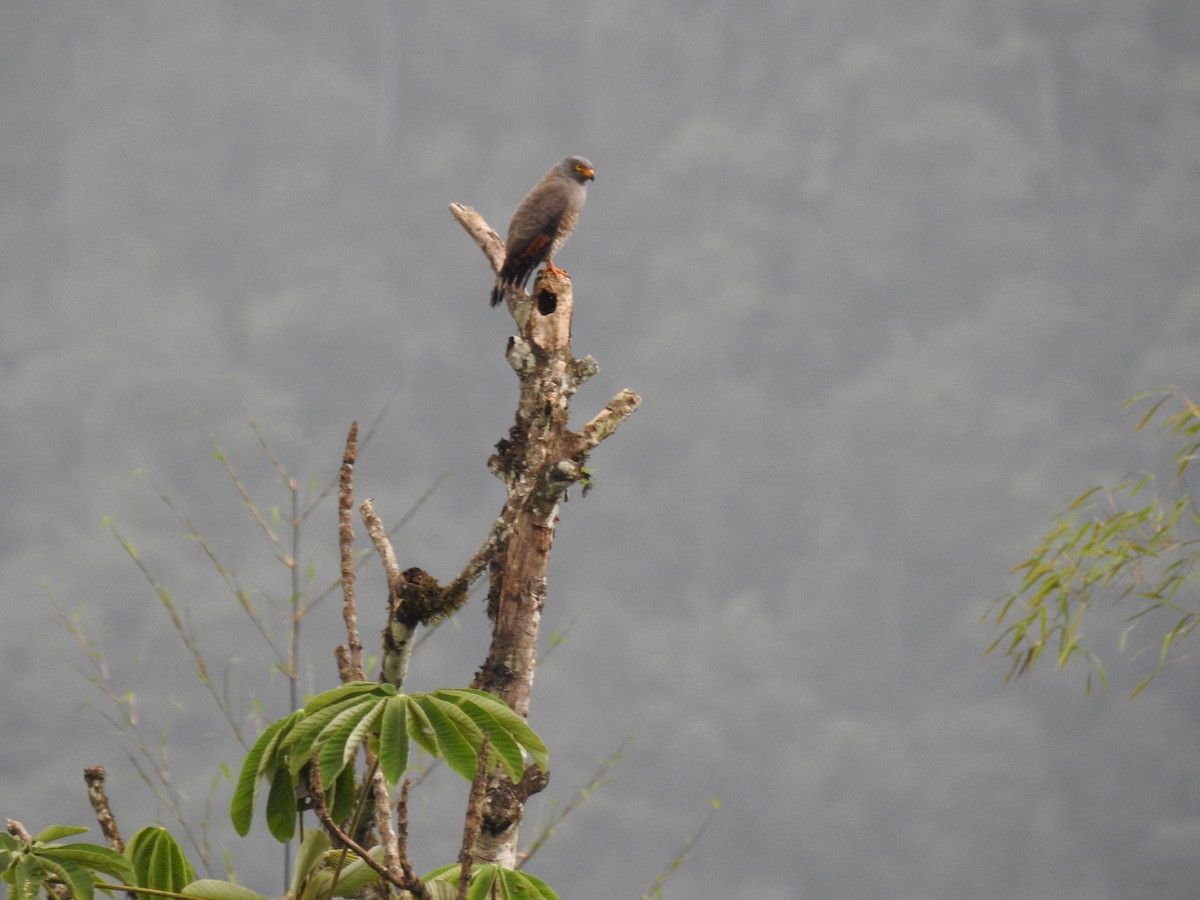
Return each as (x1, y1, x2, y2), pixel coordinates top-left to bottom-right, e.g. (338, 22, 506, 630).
(490, 279, 508, 307)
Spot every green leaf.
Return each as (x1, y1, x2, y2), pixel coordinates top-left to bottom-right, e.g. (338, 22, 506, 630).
(327, 758, 357, 824)
(289, 831, 330, 900)
(439, 689, 549, 772)
(303, 846, 385, 900)
(38, 843, 133, 883)
(33, 826, 89, 843)
(501, 867, 559, 899)
(465, 865, 497, 900)
(34, 855, 93, 900)
(406, 697, 439, 757)
(180, 879, 271, 900)
(423, 882, 459, 900)
(415, 694, 482, 781)
(127, 826, 195, 892)
(424, 864, 560, 900)
(266, 765, 299, 842)
(378, 695, 410, 784)
(231, 712, 295, 836)
(302, 681, 392, 716)
(13, 855, 47, 900)
(285, 695, 377, 779)
(316, 698, 384, 788)
(449, 696, 526, 782)
(0, 832, 19, 871)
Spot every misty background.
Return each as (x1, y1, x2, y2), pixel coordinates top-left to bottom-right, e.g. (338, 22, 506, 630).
(5, 3, 1200, 898)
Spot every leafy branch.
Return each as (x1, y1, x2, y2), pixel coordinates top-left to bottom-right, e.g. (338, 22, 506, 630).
(986, 387, 1200, 696)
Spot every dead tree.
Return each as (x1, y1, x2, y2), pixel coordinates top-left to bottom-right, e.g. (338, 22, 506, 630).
(447, 202, 640, 866)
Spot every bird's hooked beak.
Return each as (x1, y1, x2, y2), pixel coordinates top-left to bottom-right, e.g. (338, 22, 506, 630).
(578, 164, 595, 181)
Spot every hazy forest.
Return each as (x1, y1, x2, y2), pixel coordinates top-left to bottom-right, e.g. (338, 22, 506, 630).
(6, 3, 1200, 898)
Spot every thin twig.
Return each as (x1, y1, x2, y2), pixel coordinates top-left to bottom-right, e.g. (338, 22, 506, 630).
(361, 499, 402, 591)
(456, 736, 490, 900)
(146, 475, 285, 666)
(450, 508, 518, 598)
(307, 767, 426, 899)
(519, 737, 630, 869)
(448, 203, 504, 273)
(576, 388, 642, 451)
(7, 821, 71, 900)
(338, 423, 364, 683)
(82, 766, 124, 852)
(6, 819, 32, 842)
(640, 801, 720, 900)
(363, 497, 416, 689)
(371, 765, 399, 876)
(396, 780, 422, 889)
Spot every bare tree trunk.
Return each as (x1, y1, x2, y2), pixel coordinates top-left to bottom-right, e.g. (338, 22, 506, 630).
(452, 203, 640, 867)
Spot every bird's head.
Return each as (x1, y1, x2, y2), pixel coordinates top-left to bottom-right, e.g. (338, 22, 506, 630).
(563, 156, 595, 183)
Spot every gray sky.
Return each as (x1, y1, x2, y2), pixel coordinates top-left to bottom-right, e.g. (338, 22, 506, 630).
(5, 3, 1200, 898)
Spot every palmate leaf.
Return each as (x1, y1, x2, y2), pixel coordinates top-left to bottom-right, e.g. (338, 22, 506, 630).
(302, 680, 391, 715)
(438, 693, 530, 782)
(12, 855, 47, 900)
(180, 879, 270, 900)
(377, 694, 410, 783)
(424, 863, 559, 900)
(436, 689, 550, 775)
(127, 826, 195, 892)
(266, 764, 300, 842)
(285, 694, 381, 780)
(316, 698, 385, 788)
(32, 827, 89, 844)
(287, 831, 384, 900)
(231, 712, 297, 836)
(4, 835, 135, 900)
(327, 758, 358, 825)
(230, 682, 549, 838)
(414, 694, 483, 781)
(405, 696, 439, 757)
(290, 830, 332, 900)
(0, 832, 20, 871)
(35, 843, 133, 884)
(31, 855, 93, 900)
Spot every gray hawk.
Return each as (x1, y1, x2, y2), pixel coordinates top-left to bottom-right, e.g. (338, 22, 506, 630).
(490, 156, 595, 307)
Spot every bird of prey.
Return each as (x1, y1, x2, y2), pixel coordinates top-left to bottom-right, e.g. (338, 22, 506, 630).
(490, 156, 595, 307)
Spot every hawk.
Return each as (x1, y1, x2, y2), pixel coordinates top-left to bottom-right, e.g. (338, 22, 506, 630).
(490, 156, 595, 307)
